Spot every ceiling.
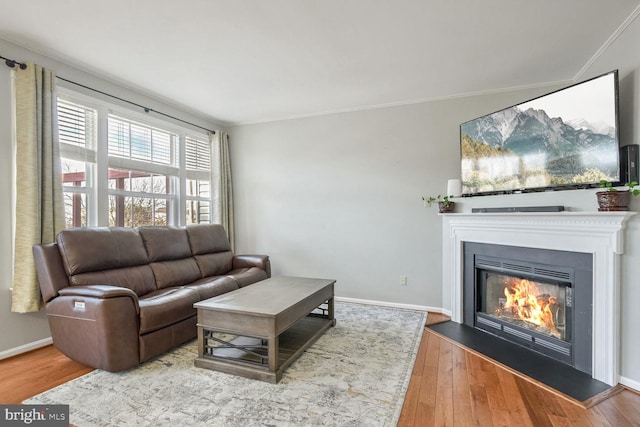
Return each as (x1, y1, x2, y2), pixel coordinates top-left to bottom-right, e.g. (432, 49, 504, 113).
(1, 1, 639, 126)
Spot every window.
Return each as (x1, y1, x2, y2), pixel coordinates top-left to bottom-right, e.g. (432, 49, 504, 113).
(185, 136, 212, 224)
(107, 169, 172, 227)
(59, 98, 96, 228)
(57, 92, 215, 229)
(106, 114, 179, 227)
(108, 115, 177, 165)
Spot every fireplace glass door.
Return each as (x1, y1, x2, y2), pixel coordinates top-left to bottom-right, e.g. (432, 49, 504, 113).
(478, 272, 570, 343)
(465, 243, 593, 373)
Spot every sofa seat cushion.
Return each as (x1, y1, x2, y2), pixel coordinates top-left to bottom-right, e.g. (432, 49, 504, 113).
(138, 287, 200, 334)
(226, 267, 269, 287)
(186, 276, 239, 300)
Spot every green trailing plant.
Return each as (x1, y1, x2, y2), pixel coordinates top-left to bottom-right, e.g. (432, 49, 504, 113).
(422, 194, 454, 207)
(598, 179, 640, 196)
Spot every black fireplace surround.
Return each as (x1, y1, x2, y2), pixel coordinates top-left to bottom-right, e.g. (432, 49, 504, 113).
(463, 242, 593, 375)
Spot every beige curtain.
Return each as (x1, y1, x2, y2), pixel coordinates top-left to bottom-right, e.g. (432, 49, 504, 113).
(211, 131, 234, 251)
(11, 63, 64, 313)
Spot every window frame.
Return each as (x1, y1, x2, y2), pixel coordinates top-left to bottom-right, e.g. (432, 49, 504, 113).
(57, 87, 215, 228)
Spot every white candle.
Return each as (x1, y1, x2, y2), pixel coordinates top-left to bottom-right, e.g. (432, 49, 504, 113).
(447, 179, 462, 197)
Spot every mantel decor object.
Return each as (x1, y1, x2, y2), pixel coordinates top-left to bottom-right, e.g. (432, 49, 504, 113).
(596, 180, 639, 211)
(423, 195, 455, 213)
(596, 191, 632, 211)
(438, 199, 455, 213)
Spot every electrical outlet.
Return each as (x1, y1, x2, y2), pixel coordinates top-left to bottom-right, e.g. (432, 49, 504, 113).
(400, 275, 407, 286)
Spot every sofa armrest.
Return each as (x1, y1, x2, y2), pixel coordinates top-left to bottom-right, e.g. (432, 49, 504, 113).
(45, 285, 141, 371)
(33, 243, 70, 304)
(233, 254, 271, 278)
(58, 285, 140, 314)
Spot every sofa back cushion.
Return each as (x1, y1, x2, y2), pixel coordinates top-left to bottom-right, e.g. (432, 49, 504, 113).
(185, 224, 234, 277)
(186, 224, 230, 255)
(70, 266, 157, 296)
(194, 252, 234, 277)
(139, 226, 192, 261)
(139, 226, 202, 289)
(57, 227, 156, 296)
(57, 227, 149, 274)
(148, 259, 202, 289)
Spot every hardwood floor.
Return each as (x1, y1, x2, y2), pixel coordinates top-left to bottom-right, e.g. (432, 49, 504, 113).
(397, 313, 640, 426)
(0, 345, 93, 405)
(1, 313, 639, 426)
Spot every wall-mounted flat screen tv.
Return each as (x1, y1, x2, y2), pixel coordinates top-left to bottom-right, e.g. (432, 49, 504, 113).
(460, 70, 619, 196)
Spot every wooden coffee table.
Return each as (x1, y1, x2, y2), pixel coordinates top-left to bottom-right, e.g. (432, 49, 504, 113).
(194, 276, 336, 383)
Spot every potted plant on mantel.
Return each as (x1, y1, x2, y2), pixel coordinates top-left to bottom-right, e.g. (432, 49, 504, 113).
(596, 180, 640, 211)
(423, 194, 456, 213)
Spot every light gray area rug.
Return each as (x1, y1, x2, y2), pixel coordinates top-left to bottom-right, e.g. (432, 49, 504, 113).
(26, 302, 426, 426)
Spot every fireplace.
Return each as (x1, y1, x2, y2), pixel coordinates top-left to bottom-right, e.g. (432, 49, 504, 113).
(442, 212, 635, 386)
(463, 243, 592, 374)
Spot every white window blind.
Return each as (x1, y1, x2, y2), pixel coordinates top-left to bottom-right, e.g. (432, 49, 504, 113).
(185, 136, 211, 171)
(108, 115, 177, 166)
(58, 99, 96, 149)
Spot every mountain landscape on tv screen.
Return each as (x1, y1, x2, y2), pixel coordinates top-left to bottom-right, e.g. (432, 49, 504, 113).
(461, 105, 618, 192)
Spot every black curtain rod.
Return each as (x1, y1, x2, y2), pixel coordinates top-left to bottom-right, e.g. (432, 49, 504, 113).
(1, 54, 27, 70)
(56, 76, 215, 135)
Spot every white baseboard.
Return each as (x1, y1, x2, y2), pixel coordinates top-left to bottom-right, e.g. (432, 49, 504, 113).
(0, 337, 53, 360)
(335, 296, 444, 314)
(620, 376, 640, 393)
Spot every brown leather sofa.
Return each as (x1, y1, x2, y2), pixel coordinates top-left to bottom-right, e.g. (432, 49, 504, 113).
(32, 224, 270, 372)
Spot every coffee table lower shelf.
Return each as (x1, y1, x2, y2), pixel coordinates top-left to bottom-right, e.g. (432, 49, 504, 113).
(195, 315, 336, 383)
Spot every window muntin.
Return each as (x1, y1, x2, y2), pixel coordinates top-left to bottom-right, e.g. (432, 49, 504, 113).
(107, 168, 173, 195)
(62, 158, 90, 228)
(64, 192, 87, 228)
(62, 159, 87, 188)
(107, 168, 175, 226)
(108, 195, 169, 227)
(186, 179, 211, 224)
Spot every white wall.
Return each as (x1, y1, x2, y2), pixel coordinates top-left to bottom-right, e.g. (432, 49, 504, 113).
(231, 16, 640, 389)
(0, 38, 223, 357)
(578, 13, 640, 389)
(230, 86, 559, 309)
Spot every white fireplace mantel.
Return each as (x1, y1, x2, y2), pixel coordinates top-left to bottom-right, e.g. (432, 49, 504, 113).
(442, 211, 636, 386)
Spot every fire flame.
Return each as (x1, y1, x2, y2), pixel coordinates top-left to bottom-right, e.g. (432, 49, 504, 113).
(500, 279, 560, 338)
